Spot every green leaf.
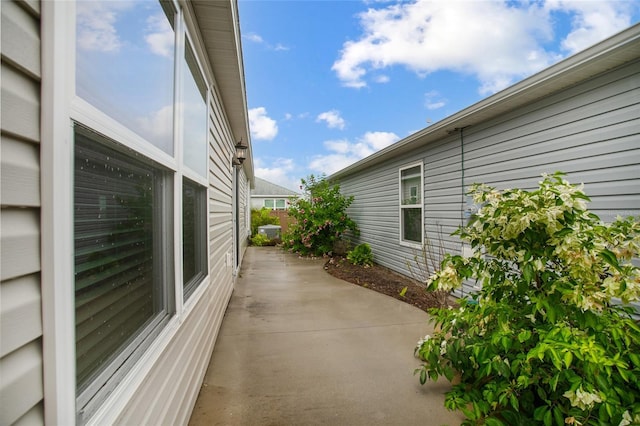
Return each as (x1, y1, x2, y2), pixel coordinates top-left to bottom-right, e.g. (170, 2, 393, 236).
(518, 330, 532, 343)
(563, 351, 573, 369)
(419, 369, 427, 385)
(543, 408, 552, 426)
(523, 263, 534, 284)
(534, 406, 548, 421)
(599, 249, 621, 272)
(628, 353, 640, 368)
(553, 407, 564, 426)
(399, 286, 408, 297)
(485, 418, 505, 426)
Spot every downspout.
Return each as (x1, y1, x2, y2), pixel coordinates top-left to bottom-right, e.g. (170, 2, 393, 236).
(459, 127, 468, 298)
(460, 127, 465, 228)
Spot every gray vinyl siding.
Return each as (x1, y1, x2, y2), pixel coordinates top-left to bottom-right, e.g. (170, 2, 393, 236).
(339, 59, 640, 298)
(0, 1, 44, 425)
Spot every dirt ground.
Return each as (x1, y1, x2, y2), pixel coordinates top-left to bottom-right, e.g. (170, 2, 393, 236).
(323, 256, 455, 311)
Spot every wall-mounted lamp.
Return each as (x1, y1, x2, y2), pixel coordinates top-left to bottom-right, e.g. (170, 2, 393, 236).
(235, 138, 248, 164)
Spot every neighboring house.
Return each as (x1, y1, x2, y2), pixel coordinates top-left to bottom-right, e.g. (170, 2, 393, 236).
(250, 177, 299, 210)
(1, 1, 253, 425)
(330, 24, 640, 297)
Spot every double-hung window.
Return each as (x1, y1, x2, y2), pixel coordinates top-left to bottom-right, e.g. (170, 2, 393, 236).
(399, 163, 424, 246)
(73, 0, 208, 420)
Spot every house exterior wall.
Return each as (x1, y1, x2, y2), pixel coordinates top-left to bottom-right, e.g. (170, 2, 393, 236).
(1, 0, 252, 424)
(339, 59, 640, 296)
(0, 1, 45, 424)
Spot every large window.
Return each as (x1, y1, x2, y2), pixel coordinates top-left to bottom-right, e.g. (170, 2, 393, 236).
(73, 0, 209, 420)
(74, 130, 173, 414)
(399, 163, 423, 246)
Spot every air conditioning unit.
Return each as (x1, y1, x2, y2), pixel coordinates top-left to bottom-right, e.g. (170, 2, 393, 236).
(258, 224, 281, 239)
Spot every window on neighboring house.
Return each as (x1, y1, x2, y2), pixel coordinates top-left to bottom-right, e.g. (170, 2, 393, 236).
(73, 0, 209, 420)
(400, 163, 423, 246)
(264, 199, 286, 210)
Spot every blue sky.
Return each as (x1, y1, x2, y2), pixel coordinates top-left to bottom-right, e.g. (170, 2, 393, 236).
(238, 0, 640, 191)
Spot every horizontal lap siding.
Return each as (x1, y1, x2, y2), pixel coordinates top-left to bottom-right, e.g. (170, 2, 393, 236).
(340, 153, 429, 279)
(0, 1, 45, 425)
(114, 80, 237, 424)
(463, 60, 640, 223)
(340, 59, 639, 297)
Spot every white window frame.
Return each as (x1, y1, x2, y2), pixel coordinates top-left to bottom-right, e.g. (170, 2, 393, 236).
(41, 1, 214, 424)
(399, 162, 424, 248)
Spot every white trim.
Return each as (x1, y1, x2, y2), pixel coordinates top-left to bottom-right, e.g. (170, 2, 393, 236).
(173, 3, 186, 317)
(398, 161, 424, 249)
(41, 2, 77, 423)
(71, 97, 177, 172)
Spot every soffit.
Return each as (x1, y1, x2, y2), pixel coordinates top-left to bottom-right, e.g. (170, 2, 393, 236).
(191, 0, 254, 181)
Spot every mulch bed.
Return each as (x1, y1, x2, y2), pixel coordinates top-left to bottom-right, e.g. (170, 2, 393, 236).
(323, 256, 455, 311)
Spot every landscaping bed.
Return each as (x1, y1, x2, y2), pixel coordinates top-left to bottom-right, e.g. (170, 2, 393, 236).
(323, 256, 455, 311)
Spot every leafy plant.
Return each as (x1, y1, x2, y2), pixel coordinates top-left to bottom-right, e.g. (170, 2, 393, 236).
(251, 233, 271, 247)
(347, 243, 374, 266)
(282, 175, 359, 256)
(251, 208, 280, 236)
(415, 172, 640, 426)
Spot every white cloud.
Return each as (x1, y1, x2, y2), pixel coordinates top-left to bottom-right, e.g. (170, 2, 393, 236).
(374, 74, 390, 83)
(361, 131, 399, 150)
(249, 107, 279, 141)
(245, 33, 264, 43)
(316, 110, 346, 130)
(254, 158, 300, 192)
(545, 1, 635, 54)
(309, 131, 399, 175)
(76, 1, 132, 52)
(244, 32, 289, 51)
(284, 113, 293, 120)
(145, 13, 174, 58)
(333, 0, 634, 94)
(274, 43, 290, 51)
(424, 90, 446, 110)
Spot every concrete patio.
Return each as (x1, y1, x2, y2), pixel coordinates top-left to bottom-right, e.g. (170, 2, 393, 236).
(189, 246, 463, 426)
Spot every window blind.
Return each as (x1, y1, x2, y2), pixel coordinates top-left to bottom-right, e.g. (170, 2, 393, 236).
(74, 135, 163, 393)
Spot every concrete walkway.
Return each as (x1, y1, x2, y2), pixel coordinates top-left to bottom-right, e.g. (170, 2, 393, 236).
(189, 247, 463, 426)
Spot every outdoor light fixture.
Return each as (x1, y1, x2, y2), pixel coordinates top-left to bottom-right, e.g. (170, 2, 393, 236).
(235, 138, 248, 164)
(232, 155, 242, 167)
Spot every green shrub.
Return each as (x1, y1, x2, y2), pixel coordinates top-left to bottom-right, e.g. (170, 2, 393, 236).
(415, 172, 640, 426)
(251, 208, 279, 236)
(251, 233, 271, 247)
(347, 243, 373, 266)
(282, 175, 359, 256)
